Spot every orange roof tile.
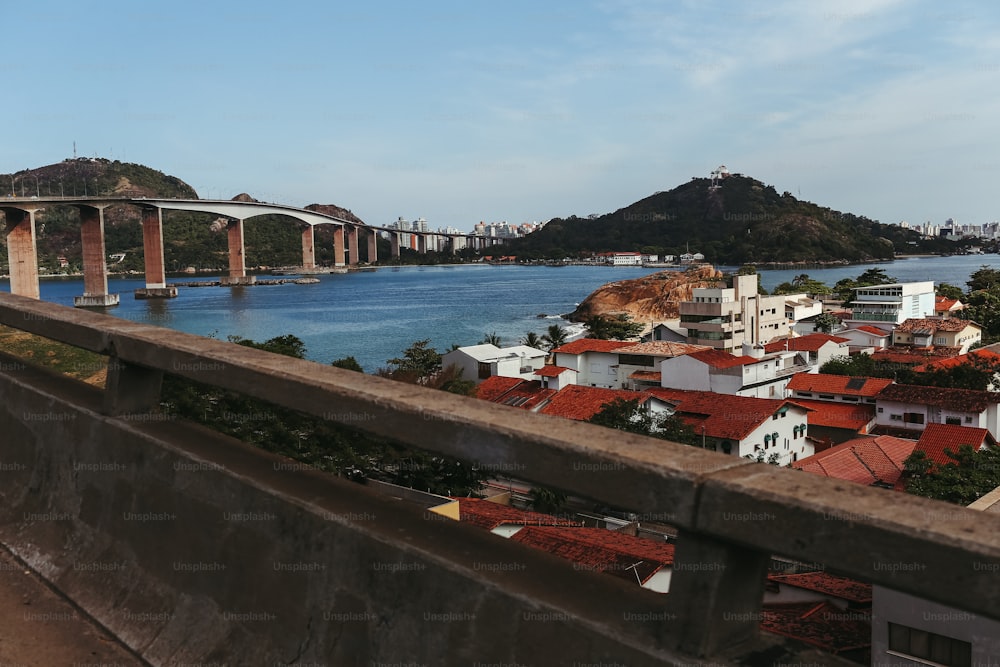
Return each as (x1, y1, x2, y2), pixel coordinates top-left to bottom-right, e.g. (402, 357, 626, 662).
(534, 365, 574, 378)
(914, 423, 995, 467)
(763, 333, 849, 354)
(539, 385, 648, 421)
(913, 348, 1000, 372)
(761, 601, 870, 654)
(786, 373, 892, 397)
(871, 347, 962, 365)
(895, 318, 975, 333)
(629, 371, 662, 382)
(853, 325, 891, 336)
(878, 383, 1000, 412)
(510, 526, 675, 586)
(788, 399, 876, 432)
(793, 435, 916, 487)
(611, 341, 711, 356)
(453, 498, 582, 531)
(646, 388, 804, 441)
(552, 339, 638, 355)
(475, 376, 525, 402)
(768, 571, 872, 604)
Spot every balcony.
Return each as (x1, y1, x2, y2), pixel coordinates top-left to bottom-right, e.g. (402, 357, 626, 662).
(0, 292, 999, 665)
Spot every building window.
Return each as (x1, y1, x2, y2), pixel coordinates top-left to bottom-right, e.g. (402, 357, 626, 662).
(890, 414, 903, 421)
(904, 412, 925, 425)
(819, 394, 834, 400)
(946, 416, 961, 425)
(478, 362, 491, 379)
(888, 622, 971, 667)
(965, 416, 973, 423)
(878, 407, 884, 413)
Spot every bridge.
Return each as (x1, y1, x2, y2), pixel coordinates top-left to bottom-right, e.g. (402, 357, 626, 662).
(0, 291, 998, 664)
(0, 195, 503, 307)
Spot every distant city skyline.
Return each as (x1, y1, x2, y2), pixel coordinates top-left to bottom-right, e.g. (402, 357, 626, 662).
(4, 0, 1000, 232)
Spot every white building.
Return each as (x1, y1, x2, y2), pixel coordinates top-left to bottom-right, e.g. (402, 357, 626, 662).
(875, 384, 1000, 440)
(680, 274, 790, 353)
(659, 346, 806, 399)
(442, 344, 548, 385)
(845, 282, 936, 330)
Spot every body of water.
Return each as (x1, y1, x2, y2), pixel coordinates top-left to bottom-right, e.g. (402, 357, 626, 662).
(2, 255, 998, 371)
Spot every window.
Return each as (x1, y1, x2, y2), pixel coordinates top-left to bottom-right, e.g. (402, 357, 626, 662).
(888, 622, 971, 667)
(797, 392, 813, 397)
(890, 414, 903, 421)
(819, 394, 834, 400)
(946, 416, 961, 425)
(903, 412, 925, 425)
(477, 362, 491, 379)
(878, 407, 884, 413)
(965, 416, 973, 423)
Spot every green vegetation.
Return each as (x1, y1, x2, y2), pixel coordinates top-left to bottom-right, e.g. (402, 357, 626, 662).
(583, 314, 644, 340)
(587, 398, 699, 446)
(541, 325, 569, 351)
(501, 174, 957, 262)
(902, 445, 1000, 505)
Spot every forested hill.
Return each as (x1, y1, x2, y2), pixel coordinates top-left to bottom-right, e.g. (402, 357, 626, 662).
(504, 174, 955, 263)
(0, 158, 364, 273)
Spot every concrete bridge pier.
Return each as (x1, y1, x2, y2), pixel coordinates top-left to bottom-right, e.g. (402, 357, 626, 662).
(301, 226, 315, 270)
(390, 232, 400, 259)
(135, 207, 177, 299)
(347, 226, 359, 265)
(367, 229, 378, 264)
(221, 218, 254, 286)
(417, 233, 426, 254)
(2, 207, 40, 299)
(74, 205, 119, 307)
(333, 226, 346, 267)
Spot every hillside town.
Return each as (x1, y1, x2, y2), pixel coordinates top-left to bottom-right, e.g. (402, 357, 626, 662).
(429, 270, 1000, 663)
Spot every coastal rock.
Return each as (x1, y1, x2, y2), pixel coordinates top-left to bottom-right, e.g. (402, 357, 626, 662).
(568, 265, 724, 322)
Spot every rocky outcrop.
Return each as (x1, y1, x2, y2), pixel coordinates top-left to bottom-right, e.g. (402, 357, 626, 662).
(568, 265, 724, 322)
(305, 203, 365, 225)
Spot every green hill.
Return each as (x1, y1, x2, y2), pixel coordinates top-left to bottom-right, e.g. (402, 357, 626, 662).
(504, 174, 956, 263)
(1, 158, 364, 273)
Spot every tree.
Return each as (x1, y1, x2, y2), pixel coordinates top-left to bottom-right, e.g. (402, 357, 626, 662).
(967, 266, 1000, 292)
(229, 334, 306, 359)
(584, 314, 644, 340)
(588, 399, 699, 446)
(521, 331, 543, 349)
(541, 324, 569, 351)
(905, 352, 1000, 392)
(383, 339, 442, 383)
(813, 312, 840, 333)
(331, 356, 364, 372)
(902, 445, 1000, 505)
(481, 332, 502, 346)
(856, 268, 897, 286)
(936, 283, 965, 301)
(529, 486, 567, 514)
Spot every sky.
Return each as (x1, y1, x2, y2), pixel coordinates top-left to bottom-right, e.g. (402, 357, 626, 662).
(4, 0, 1000, 232)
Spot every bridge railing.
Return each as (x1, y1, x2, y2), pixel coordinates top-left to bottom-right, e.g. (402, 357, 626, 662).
(1, 291, 999, 663)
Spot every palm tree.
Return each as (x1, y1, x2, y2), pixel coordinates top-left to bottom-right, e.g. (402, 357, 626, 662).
(521, 331, 543, 349)
(481, 332, 502, 346)
(541, 324, 568, 351)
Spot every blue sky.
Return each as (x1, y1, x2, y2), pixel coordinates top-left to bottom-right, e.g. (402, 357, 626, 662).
(5, 0, 1000, 231)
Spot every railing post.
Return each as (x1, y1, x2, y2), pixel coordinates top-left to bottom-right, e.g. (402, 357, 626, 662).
(665, 530, 770, 657)
(103, 353, 164, 417)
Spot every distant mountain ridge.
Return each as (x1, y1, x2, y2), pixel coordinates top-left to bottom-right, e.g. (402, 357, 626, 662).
(505, 173, 955, 263)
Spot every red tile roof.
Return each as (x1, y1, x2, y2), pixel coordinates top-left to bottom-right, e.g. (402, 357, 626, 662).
(895, 317, 975, 333)
(763, 333, 849, 354)
(539, 385, 648, 421)
(510, 526, 675, 586)
(853, 325, 891, 337)
(611, 341, 710, 356)
(685, 348, 756, 368)
(534, 365, 574, 378)
(871, 347, 962, 365)
(761, 601, 871, 655)
(913, 348, 1000, 372)
(768, 571, 872, 604)
(453, 498, 582, 531)
(552, 339, 638, 355)
(646, 388, 804, 441)
(786, 373, 892, 398)
(914, 423, 995, 467)
(788, 399, 876, 433)
(475, 376, 525, 402)
(793, 435, 916, 487)
(934, 296, 964, 312)
(878, 383, 1000, 412)
(629, 371, 662, 382)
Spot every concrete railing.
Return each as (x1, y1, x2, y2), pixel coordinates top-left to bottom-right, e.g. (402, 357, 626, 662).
(1, 292, 999, 666)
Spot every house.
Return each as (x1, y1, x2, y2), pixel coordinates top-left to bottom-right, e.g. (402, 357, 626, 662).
(539, 385, 653, 422)
(646, 388, 814, 464)
(874, 384, 1000, 440)
(934, 295, 965, 317)
(870, 489, 1000, 667)
(912, 347, 1000, 374)
(509, 526, 675, 593)
(792, 434, 917, 487)
(837, 325, 892, 352)
(844, 282, 935, 330)
(532, 365, 577, 391)
(891, 318, 982, 354)
(763, 333, 851, 371)
(784, 294, 823, 327)
(659, 347, 805, 398)
(474, 376, 555, 411)
(643, 321, 689, 343)
(788, 399, 878, 445)
(442, 344, 548, 385)
(911, 422, 995, 468)
(679, 274, 791, 353)
(786, 373, 892, 405)
(431, 497, 581, 538)
(613, 341, 712, 390)
(606, 252, 643, 266)
(760, 602, 870, 662)
(551, 339, 639, 389)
